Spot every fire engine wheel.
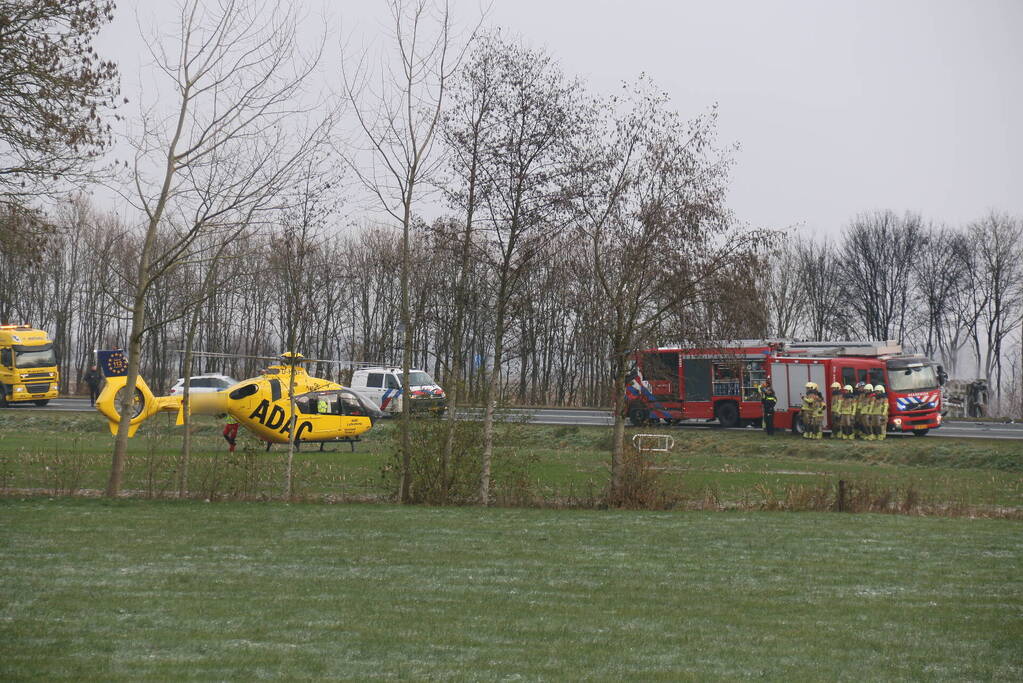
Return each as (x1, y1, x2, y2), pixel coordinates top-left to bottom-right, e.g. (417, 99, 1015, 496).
(912, 429, 929, 437)
(628, 407, 649, 427)
(791, 412, 805, 435)
(715, 401, 739, 429)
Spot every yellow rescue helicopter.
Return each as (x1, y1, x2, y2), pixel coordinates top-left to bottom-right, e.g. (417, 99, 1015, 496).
(95, 351, 386, 449)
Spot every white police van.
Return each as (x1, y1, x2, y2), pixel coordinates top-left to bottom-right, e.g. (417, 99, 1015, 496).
(349, 367, 446, 415)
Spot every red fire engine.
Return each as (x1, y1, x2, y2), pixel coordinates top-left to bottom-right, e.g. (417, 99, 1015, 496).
(624, 340, 944, 436)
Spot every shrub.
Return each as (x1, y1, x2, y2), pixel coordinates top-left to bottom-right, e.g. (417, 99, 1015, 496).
(384, 417, 484, 504)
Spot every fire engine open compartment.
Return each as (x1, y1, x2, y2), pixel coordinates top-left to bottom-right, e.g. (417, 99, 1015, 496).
(624, 339, 944, 435)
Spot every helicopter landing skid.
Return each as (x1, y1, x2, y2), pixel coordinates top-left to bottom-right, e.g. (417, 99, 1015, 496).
(264, 438, 359, 453)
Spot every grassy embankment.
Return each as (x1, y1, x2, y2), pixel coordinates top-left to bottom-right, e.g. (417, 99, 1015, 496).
(0, 410, 1020, 512)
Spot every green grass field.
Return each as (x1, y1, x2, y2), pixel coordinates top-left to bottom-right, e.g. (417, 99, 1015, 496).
(2, 499, 1021, 680)
(1, 411, 1021, 513)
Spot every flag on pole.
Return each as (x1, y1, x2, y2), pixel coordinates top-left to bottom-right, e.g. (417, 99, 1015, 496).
(97, 349, 128, 377)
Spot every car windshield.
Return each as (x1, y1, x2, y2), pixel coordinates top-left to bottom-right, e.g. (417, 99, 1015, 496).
(14, 346, 56, 369)
(886, 363, 939, 392)
(408, 371, 434, 386)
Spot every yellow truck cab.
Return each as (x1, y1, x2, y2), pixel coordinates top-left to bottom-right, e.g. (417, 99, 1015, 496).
(0, 324, 60, 406)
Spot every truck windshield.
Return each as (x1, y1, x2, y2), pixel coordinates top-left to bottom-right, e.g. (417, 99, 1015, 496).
(408, 371, 434, 386)
(14, 345, 56, 369)
(886, 363, 938, 392)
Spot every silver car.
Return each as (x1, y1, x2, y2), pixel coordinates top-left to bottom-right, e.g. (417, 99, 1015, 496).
(168, 373, 238, 395)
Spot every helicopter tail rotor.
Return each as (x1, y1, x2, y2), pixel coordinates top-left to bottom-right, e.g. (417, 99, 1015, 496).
(95, 375, 182, 437)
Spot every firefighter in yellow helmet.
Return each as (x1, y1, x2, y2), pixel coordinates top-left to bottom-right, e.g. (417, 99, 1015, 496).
(800, 382, 820, 439)
(813, 383, 827, 438)
(874, 384, 889, 440)
(860, 384, 875, 439)
(808, 382, 825, 439)
(828, 382, 842, 437)
(838, 384, 856, 439)
(800, 382, 813, 438)
(862, 384, 877, 440)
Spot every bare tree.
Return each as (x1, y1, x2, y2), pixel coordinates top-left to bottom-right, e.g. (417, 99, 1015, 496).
(765, 238, 805, 338)
(570, 78, 759, 498)
(457, 34, 586, 504)
(970, 212, 1023, 405)
(910, 224, 970, 364)
(342, 0, 478, 503)
(791, 240, 846, 340)
(105, 0, 331, 497)
(0, 0, 120, 209)
(431, 31, 503, 503)
(837, 211, 921, 342)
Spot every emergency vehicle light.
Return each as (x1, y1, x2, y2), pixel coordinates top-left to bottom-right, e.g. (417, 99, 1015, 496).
(0, 324, 31, 330)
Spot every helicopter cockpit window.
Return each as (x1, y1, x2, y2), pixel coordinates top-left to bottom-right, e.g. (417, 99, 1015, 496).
(338, 389, 370, 416)
(295, 394, 317, 414)
(269, 379, 282, 402)
(229, 383, 259, 400)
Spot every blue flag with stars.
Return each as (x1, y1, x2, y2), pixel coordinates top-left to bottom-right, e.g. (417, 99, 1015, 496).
(97, 349, 128, 377)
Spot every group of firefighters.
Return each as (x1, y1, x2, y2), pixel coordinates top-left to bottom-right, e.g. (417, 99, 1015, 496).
(759, 381, 890, 440)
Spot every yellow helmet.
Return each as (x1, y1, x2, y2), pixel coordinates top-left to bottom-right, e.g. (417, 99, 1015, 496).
(874, 385, 886, 394)
(830, 381, 841, 390)
(805, 382, 814, 389)
(843, 385, 853, 392)
(863, 383, 874, 392)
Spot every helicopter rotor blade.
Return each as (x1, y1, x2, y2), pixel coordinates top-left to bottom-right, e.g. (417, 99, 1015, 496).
(171, 349, 386, 367)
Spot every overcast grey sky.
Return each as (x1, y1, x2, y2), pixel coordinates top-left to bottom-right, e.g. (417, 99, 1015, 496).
(101, 0, 1023, 236)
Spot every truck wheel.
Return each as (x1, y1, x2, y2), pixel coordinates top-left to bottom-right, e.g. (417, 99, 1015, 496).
(0, 390, 7, 408)
(912, 429, 929, 437)
(34, 399, 49, 406)
(715, 401, 739, 428)
(791, 412, 805, 435)
(629, 407, 649, 427)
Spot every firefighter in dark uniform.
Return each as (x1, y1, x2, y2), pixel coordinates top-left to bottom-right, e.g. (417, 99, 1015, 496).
(758, 383, 777, 436)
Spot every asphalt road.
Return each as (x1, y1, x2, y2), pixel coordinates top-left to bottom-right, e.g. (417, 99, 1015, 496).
(476, 407, 1023, 440)
(8, 398, 1023, 441)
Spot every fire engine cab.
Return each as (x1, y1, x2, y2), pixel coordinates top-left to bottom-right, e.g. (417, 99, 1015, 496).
(625, 340, 944, 436)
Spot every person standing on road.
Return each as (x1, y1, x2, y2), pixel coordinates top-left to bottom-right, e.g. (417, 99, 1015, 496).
(759, 383, 777, 436)
(83, 364, 103, 407)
